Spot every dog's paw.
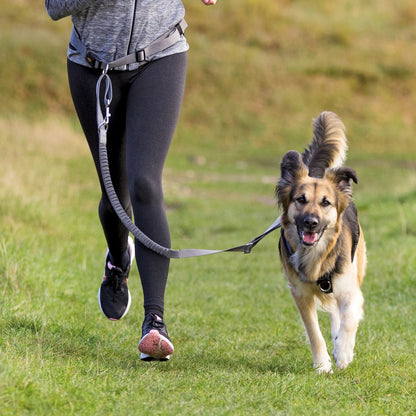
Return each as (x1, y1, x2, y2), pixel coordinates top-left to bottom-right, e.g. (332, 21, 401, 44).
(333, 337, 354, 370)
(313, 356, 333, 374)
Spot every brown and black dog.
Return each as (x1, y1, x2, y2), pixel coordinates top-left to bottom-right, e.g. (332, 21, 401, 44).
(276, 111, 366, 373)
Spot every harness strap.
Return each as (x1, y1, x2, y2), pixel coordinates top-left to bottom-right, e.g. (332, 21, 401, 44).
(280, 229, 335, 293)
(70, 19, 188, 70)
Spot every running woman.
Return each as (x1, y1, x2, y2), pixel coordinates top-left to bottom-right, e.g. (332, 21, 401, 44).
(45, 0, 218, 361)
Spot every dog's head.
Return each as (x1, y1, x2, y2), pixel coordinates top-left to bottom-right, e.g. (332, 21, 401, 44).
(276, 151, 357, 247)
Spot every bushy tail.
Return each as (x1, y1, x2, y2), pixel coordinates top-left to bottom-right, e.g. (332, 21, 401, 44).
(302, 111, 348, 178)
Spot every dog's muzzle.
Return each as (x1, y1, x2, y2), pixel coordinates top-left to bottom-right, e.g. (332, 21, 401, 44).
(298, 216, 325, 246)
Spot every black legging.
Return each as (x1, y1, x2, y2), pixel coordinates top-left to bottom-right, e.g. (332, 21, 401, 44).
(67, 52, 187, 317)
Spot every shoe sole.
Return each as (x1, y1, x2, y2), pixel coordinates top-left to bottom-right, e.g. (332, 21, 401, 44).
(138, 330, 174, 361)
(98, 236, 135, 321)
(140, 353, 170, 362)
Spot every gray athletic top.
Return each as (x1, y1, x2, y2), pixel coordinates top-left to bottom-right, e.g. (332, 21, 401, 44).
(45, 0, 189, 70)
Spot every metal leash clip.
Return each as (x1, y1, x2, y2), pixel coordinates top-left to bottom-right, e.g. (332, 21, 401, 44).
(96, 64, 113, 143)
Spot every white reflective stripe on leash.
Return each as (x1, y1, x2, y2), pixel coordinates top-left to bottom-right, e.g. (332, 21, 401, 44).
(96, 64, 281, 259)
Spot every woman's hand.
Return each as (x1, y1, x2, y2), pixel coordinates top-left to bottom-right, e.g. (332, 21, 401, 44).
(201, 0, 217, 5)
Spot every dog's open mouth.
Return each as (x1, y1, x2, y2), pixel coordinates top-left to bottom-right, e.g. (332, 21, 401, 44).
(300, 231, 322, 246)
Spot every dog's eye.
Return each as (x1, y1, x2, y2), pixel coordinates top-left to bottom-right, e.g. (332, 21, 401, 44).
(296, 195, 306, 204)
(321, 198, 331, 207)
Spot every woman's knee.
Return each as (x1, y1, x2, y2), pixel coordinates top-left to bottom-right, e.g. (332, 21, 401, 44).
(129, 174, 162, 207)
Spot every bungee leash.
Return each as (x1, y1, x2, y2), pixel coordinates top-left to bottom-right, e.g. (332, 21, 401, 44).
(93, 26, 281, 259)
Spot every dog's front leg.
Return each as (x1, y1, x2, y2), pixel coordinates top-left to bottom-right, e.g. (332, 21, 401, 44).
(291, 289, 332, 373)
(327, 305, 341, 344)
(333, 285, 364, 370)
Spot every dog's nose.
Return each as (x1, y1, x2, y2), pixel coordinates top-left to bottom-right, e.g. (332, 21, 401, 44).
(303, 216, 319, 229)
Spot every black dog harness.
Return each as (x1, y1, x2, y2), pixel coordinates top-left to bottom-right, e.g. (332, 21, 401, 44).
(280, 229, 348, 294)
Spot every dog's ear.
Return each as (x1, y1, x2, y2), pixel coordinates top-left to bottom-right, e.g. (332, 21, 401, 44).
(276, 151, 308, 208)
(325, 167, 358, 208)
(280, 151, 309, 182)
(327, 166, 358, 188)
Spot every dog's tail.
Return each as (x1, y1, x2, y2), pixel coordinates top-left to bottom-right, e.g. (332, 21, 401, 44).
(302, 111, 348, 178)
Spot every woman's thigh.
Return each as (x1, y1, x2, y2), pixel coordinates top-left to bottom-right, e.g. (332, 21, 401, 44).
(125, 52, 188, 187)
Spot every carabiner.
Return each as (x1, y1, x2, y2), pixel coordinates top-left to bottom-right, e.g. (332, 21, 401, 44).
(96, 64, 113, 137)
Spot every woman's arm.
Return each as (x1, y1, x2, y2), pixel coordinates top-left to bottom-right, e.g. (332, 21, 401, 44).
(45, 0, 102, 20)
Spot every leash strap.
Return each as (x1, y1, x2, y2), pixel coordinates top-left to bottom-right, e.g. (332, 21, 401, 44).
(70, 20, 188, 70)
(170, 216, 281, 258)
(95, 54, 281, 259)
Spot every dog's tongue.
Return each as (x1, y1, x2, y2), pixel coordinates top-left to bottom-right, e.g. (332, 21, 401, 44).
(303, 232, 317, 244)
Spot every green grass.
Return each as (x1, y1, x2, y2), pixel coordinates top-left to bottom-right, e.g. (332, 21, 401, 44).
(1, 0, 416, 414)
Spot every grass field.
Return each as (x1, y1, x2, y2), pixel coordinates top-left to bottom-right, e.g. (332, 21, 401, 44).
(1, 0, 416, 414)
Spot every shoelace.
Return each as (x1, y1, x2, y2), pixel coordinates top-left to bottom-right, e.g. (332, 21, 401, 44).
(144, 314, 166, 332)
(106, 265, 127, 292)
(151, 318, 165, 330)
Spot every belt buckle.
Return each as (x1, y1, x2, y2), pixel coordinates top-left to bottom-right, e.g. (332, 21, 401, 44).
(86, 51, 104, 69)
(136, 50, 146, 62)
(86, 51, 99, 68)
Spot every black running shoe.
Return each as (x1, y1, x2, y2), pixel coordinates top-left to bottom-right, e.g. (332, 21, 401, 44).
(138, 313, 174, 361)
(98, 237, 134, 321)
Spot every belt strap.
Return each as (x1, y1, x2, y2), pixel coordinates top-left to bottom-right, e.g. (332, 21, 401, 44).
(70, 19, 187, 70)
